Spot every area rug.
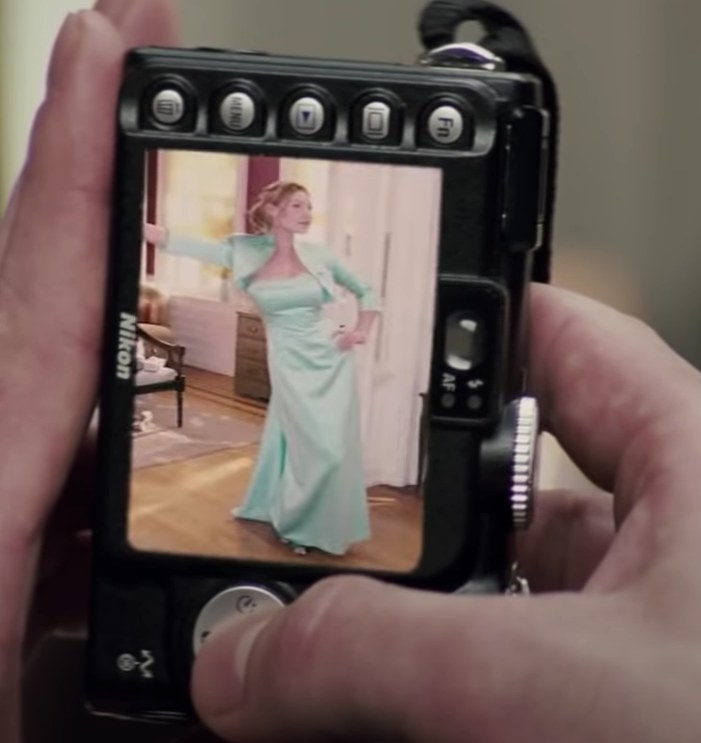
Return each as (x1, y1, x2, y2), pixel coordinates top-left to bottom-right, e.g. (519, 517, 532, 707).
(132, 399, 263, 470)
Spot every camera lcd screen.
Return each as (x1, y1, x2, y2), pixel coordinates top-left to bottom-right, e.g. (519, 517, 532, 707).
(128, 150, 442, 573)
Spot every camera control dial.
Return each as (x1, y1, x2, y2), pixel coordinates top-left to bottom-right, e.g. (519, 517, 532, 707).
(510, 397, 539, 530)
(480, 396, 540, 530)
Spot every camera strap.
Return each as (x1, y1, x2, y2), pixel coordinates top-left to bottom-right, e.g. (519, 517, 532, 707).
(418, 0, 559, 284)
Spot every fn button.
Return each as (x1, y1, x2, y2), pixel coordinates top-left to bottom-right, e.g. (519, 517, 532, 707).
(420, 100, 473, 149)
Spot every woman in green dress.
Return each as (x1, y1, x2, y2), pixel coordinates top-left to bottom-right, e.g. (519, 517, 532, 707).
(145, 181, 380, 556)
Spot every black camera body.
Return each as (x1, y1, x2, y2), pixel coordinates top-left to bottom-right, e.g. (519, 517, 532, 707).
(88, 42, 550, 721)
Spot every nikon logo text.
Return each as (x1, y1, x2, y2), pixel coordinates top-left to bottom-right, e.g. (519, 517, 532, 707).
(116, 312, 137, 381)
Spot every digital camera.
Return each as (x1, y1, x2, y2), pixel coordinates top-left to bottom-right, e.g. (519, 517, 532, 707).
(88, 35, 552, 721)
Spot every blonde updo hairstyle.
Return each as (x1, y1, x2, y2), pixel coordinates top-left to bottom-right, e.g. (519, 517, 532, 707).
(248, 181, 309, 234)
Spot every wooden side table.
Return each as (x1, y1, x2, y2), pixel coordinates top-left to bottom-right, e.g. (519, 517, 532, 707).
(235, 311, 271, 402)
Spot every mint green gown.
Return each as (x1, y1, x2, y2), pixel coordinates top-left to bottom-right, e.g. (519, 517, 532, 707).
(163, 234, 379, 555)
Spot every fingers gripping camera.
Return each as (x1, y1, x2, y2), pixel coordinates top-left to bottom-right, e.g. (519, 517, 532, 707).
(89, 23, 553, 720)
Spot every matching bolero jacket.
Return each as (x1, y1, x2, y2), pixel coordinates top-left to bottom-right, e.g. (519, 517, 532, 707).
(164, 233, 381, 312)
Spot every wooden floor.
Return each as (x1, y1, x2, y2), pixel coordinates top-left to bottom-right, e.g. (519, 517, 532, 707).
(129, 368, 424, 573)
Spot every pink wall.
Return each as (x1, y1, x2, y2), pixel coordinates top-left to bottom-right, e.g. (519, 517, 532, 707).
(246, 157, 280, 231)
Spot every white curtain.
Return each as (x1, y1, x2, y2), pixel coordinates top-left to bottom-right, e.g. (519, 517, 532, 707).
(151, 154, 442, 488)
(288, 160, 442, 488)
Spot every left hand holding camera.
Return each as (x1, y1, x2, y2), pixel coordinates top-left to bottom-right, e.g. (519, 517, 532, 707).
(0, 1, 176, 741)
(4, 2, 700, 743)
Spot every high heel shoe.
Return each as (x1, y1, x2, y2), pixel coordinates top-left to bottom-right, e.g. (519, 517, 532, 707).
(277, 534, 308, 556)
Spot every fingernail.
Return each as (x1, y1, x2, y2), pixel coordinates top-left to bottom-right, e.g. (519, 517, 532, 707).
(196, 613, 275, 717)
(47, 13, 85, 91)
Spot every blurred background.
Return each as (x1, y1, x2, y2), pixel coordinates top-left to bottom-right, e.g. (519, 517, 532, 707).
(2, 1, 700, 740)
(1, 0, 701, 365)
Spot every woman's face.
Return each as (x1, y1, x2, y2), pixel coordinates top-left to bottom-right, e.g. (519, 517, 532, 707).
(271, 190, 312, 234)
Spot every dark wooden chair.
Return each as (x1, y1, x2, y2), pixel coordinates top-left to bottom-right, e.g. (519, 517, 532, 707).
(134, 326, 186, 427)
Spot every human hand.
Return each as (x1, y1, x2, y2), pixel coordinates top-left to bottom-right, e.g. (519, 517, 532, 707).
(144, 221, 167, 246)
(334, 328, 367, 351)
(0, 1, 177, 741)
(191, 283, 701, 742)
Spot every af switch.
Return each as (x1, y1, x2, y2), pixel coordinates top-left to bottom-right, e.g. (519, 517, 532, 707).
(431, 278, 508, 427)
(445, 312, 484, 372)
(193, 585, 287, 655)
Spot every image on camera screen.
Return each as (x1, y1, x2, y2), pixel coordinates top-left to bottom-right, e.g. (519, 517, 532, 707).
(127, 150, 442, 573)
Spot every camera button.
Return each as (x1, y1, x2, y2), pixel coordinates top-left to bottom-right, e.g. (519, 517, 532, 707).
(219, 91, 257, 132)
(361, 101, 392, 140)
(427, 105, 464, 145)
(502, 108, 548, 252)
(288, 96, 326, 136)
(150, 89, 186, 125)
(89, 582, 173, 700)
(193, 585, 286, 654)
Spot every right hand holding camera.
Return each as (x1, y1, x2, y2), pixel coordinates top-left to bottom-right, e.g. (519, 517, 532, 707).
(5, 0, 701, 741)
(191, 285, 701, 742)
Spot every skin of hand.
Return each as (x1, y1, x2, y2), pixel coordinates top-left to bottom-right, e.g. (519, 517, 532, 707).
(335, 328, 367, 351)
(4, 3, 701, 743)
(0, 1, 177, 741)
(335, 310, 378, 350)
(190, 284, 701, 743)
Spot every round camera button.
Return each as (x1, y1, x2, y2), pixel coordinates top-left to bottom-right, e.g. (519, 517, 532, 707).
(361, 101, 392, 141)
(193, 586, 285, 654)
(151, 89, 186, 125)
(220, 91, 257, 132)
(427, 104, 464, 145)
(289, 96, 326, 136)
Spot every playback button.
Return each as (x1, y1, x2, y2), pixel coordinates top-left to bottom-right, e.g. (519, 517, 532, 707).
(289, 96, 326, 135)
(281, 89, 335, 141)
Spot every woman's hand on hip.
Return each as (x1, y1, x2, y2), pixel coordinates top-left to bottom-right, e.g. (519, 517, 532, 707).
(334, 328, 367, 351)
